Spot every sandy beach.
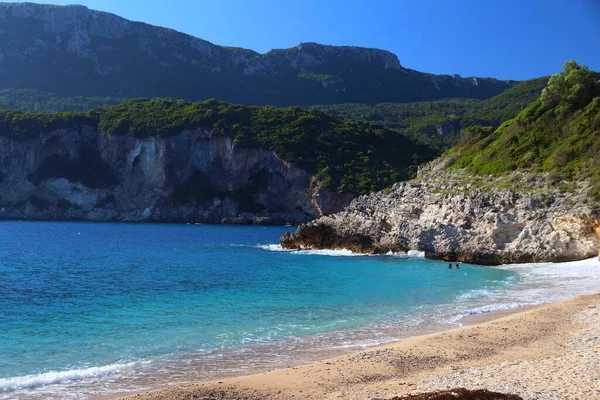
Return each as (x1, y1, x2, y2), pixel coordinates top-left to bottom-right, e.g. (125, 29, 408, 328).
(117, 293, 600, 400)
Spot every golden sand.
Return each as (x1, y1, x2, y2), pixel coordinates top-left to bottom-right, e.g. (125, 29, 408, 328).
(115, 293, 600, 400)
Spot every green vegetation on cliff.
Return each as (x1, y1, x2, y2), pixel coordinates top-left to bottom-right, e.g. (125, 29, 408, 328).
(448, 61, 600, 196)
(0, 78, 542, 151)
(312, 77, 548, 149)
(0, 99, 437, 194)
(0, 76, 547, 156)
(0, 89, 123, 113)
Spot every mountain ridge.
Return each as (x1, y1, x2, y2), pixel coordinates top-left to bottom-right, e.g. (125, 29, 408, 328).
(0, 2, 514, 106)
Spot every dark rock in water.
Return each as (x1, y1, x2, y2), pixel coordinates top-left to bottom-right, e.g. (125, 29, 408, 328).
(281, 168, 600, 265)
(281, 218, 387, 253)
(391, 388, 523, 399)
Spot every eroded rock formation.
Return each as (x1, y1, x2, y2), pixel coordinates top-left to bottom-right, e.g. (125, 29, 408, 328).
(281, 172, 600, 264)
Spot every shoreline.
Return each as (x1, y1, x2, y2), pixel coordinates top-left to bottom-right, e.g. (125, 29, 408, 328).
(458, 303, 543, 326)
(109, 294, 600, 400)
(4, 247, 596, 399)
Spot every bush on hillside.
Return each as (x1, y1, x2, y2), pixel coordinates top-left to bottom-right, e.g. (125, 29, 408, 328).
(448, 61, 600, 198)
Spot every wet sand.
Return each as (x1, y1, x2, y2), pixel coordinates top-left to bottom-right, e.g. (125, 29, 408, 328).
(116, 293, 600, 400)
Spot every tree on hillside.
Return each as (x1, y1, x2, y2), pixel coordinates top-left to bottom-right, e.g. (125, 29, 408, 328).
(540, 60, 600, 111)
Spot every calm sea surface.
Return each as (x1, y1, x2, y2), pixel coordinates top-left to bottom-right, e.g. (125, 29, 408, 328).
(0, 222, 598, 399)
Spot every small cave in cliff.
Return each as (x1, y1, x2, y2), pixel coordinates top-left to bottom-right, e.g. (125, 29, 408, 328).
(230, 187, 266, 213)
(172, 170, 218, 206)
(225, 169, 270, 213)
(27, 195, 52, 211)
(29, 146, 117, 189)
(172, 169, 268, 213)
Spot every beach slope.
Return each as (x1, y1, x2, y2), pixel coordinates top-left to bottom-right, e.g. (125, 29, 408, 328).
(120, 293, 600, 400)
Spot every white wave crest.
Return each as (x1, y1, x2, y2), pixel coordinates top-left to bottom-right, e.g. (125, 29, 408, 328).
(386, 249, 426, 258)
(257, 244, 365, 256)
(447, 302, 535, 324)
(258, 244, 425, 258)
(456, 288, 495, 301)
(0, 362, 136, 392)
(257, 244, 288, 252)
(463, 302, 533, 316)
(497, 257, 600, 301)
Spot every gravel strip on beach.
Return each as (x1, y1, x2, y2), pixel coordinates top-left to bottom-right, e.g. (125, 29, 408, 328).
(418, 303, 600, 400)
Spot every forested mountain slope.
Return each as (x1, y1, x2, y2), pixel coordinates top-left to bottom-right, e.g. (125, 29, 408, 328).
(313, 77, 548, 149)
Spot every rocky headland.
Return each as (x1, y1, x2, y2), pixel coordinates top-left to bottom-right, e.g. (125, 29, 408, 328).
(281, 162, 600, 265)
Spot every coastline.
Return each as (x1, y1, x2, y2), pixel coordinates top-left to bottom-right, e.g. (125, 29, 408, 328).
(279, 172, 600, 266)
(113, 293, 600, 400)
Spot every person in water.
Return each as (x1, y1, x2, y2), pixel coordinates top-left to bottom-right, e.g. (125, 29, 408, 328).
(448, 263, 452, 269)
(455, 263, 460, 269)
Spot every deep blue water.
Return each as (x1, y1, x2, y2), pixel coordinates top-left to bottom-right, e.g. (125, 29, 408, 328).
(1, 222, 597, 399)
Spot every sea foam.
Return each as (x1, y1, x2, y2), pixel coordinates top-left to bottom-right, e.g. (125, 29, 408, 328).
(463, 302, 533, 316)
(257, 244, 365, 256)
(258, 244, 425, 258)
(498, 257, 600, 301)
(449, 257, 600, 323)
(0, 362, 136, 392)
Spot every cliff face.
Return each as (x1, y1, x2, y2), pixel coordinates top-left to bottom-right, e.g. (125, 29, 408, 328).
(281, 171, 600, 264)
(0, 3, 514, 106)
(0, 128, 353, 223)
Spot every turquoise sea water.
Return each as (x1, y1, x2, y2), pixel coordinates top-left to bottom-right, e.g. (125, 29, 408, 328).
(1, 222, 599, 399)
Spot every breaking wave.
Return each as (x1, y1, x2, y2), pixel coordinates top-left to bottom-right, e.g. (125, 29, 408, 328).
(0, 362, 137, 393)
(257, 244, 425, 258)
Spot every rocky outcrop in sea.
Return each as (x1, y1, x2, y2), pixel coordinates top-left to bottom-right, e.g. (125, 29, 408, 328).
(0, 127, 353, 224)
(281, 169, 600, 265)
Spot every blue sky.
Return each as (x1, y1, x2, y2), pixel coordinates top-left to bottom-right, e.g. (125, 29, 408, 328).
(6, 0, 600, 80)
